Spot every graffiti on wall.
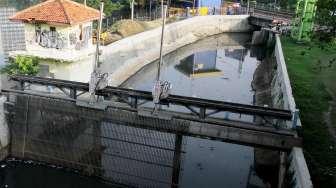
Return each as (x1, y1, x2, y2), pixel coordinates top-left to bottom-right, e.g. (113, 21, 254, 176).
(69, 26, 92, 50)
(35, 28, 67, 49)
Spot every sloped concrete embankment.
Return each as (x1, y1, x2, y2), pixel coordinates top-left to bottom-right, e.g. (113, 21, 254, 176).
(99, 15, 252, 86)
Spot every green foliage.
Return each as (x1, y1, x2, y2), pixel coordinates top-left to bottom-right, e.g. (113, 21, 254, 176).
(282, 37, 336, 187)
(315, 0, 336, 40)
(74, 0, 130, 16)
(2, 55, 39, 76)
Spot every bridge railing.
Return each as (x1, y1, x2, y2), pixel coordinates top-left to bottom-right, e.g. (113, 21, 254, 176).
(2, 75, 305, 136)
(2, 77, 303, 151)
(6, 75, 293, 121)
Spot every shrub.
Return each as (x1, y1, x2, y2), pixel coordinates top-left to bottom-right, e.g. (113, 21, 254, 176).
(2, 55, 39, 76)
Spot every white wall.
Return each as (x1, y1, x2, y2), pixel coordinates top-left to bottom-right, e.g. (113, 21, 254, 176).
(24, 22, 93, 51)
(40, 55, 95, 83)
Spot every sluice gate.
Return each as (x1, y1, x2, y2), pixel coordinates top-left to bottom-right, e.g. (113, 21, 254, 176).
(4, 75, 301, 150)
(5, 94, 184, 188)
(0, 75, 304, 187)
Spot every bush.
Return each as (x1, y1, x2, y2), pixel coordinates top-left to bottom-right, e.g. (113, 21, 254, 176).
(2, 55, 39, 76)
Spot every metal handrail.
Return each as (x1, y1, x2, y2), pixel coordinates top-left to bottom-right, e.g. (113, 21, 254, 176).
(8, 75, 293, 120)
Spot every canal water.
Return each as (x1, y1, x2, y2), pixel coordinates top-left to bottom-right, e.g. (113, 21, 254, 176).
(0, 34, 277, 188)
(121, 33, 274, 188)
(0, 15, 276, 187)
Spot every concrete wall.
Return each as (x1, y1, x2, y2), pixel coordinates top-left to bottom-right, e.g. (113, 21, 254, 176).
(0, 96, 9, 160)
(24, 22, 93, 51)
(39, 55, 95, 82)
(271, 34, 301, 128)
(288, 147, 313, 188)
(99, 15, 252, 86)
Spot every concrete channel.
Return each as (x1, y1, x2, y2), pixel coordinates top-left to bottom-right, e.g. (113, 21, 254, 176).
(0, 15, 312, 188)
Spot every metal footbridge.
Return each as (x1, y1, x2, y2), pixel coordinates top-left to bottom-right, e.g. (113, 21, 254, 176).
(2, 75, 301, 151)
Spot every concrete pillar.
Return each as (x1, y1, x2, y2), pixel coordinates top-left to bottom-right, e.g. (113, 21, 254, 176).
(0, 96, 9, 160)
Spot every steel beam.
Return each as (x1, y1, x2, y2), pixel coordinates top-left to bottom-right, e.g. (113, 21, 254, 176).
(9, 75, 293, 120)
(3, 90, 301, 150)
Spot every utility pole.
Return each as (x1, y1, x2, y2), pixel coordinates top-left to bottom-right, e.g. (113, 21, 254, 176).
(149, 0, 152, 20)
(157, 3, 167, 80)
(94, 1, 104, 69)
(192, 0, 196, 16)
(131, 0, 135, 21)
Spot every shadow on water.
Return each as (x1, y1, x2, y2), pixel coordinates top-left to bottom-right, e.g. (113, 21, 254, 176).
(0, 160, 120, 188)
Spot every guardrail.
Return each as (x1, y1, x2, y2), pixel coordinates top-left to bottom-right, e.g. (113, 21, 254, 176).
(8, 75, 293, 121)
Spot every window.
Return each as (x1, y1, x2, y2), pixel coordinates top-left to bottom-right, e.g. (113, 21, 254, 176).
(79, 24, 83, 41)
(35, 24, 41, 43)
(50, 27, 56, 37)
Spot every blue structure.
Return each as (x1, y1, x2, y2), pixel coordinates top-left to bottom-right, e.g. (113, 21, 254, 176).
(197, 0, 222, 8)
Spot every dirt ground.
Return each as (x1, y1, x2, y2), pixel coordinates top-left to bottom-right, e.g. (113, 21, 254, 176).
(101, 17, 179, 45)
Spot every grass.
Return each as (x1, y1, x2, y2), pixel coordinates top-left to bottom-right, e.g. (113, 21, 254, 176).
(281, 37, 336, 187)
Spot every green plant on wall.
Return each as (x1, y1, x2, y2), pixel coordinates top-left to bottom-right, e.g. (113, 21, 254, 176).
(1, 55, 39, 76)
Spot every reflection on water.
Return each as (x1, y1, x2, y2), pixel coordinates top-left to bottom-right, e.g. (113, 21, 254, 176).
(122, 36, 255, 104)
(123, 33, 272, 188)
(0, 32, 275, 188)
(175, 50, 222, 78)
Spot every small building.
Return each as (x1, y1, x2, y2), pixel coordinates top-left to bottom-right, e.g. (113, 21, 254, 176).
(9, 0, 100, 82)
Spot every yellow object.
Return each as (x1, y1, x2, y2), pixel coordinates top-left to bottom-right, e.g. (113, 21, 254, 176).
(199, 7, 208, 16)
(101, 32, 108, 41)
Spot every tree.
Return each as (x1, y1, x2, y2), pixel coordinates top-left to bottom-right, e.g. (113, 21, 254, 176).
(74, 0, 130, 16)
(315, 0, 336, 40)
(1, 56, 39, 76)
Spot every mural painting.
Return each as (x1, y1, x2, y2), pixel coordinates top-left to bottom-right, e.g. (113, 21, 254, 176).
(70, 26, 92, 50)
(35, 27, 67, 49)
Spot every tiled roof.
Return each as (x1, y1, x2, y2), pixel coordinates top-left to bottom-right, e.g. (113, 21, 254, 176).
(10, 0, 100, 25)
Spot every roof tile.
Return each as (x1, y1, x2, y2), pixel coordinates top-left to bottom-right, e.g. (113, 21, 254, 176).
(10, 0, 100, 25)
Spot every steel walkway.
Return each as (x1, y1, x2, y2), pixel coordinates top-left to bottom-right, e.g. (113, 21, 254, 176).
(2, 75, 301, 150)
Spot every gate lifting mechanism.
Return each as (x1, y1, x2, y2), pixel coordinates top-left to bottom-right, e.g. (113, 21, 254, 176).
(89, 2, 110, 104)
(89, 1, 172, 112)
(152, 3, 172, 114)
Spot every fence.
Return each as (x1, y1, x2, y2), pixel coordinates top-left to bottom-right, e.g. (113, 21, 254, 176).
(7, 94, 185, 188)
(101, 8, 162, 30)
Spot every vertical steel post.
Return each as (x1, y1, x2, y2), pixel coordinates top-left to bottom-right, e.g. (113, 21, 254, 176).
(94, 2, 104, 70)
(200, 107, 206, 119)
(70, 88, 77, 99)
(171, 134, 182, 188)
(292, 109, 300, 129)
(157, 4, 167, 81)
